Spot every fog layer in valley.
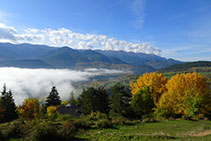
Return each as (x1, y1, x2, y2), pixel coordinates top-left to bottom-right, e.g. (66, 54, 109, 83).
(0, 67, 123, 105)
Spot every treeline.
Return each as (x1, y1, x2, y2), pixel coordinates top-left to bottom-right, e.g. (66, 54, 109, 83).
(0, 72, 210, 140)
(1, 72, 210, 122)
(159, 61, 211, 72)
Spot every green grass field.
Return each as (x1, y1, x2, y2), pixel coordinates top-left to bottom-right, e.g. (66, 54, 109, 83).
(77, 120, 211, 140)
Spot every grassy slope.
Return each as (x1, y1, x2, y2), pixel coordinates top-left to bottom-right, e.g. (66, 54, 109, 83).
(77, 120, 211, 140)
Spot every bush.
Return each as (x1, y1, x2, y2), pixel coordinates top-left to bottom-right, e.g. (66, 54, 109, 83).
(57, 114, 73, 121)
(58, 120, 77, 140)
(110, 116, 140, 125)
(0, 119, 24, 139)
(24, 120, 62, 141)
(0, 130, 4, 140)
(95, 119, 112, 128)
(47, 106, 58, 119)
(86, 111, 108, 121)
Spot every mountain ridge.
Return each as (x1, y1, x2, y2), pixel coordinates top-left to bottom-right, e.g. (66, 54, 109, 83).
(0, 42, 181, 74)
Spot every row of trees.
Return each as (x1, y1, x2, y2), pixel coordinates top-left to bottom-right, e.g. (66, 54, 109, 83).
(130, 72, 211, 119)
(0, 72, 210, 122)
(78, 72, 210, 119)
(0, 85, 62, 122)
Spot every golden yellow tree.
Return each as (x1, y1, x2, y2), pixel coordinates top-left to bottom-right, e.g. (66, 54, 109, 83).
(157, 72, 210, 118)
(130, 72, 167, 105)
(18, 98, 40, 120)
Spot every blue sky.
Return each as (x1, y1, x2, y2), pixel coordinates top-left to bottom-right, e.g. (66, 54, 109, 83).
(0, 0, 210, 61)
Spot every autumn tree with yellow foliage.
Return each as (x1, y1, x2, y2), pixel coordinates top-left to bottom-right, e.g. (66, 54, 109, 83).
(18, 98, 40, 120)
(156, 72, 210, 118)
(130, 72, 167, 106)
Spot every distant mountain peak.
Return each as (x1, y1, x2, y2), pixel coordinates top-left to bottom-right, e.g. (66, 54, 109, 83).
(0, 42, 181, 73)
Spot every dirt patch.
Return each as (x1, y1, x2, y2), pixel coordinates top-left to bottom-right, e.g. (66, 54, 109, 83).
(190, 130, 211, 137)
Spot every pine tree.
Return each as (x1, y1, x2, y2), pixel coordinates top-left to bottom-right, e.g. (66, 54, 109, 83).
(69, 91, 80, 106)
(0, 84, 18, 122)
(69, 91, 75, 105)
(46, 86, 61, 107)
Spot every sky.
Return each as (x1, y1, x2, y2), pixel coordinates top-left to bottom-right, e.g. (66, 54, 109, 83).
(0, 0, 210, 61)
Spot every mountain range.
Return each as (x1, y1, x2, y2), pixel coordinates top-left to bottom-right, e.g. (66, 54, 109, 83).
(0, 43, 181, 74)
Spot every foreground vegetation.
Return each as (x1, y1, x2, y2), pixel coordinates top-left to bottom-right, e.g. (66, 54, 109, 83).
(0, 68, 210, 140)
(0, 116, 210, 140)
(78, 119, 211, 140)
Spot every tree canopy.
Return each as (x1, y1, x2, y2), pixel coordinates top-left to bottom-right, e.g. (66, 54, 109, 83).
(0, 84, 18, 122)
(46, 86, 61, 107)
(80, 87, 109, 115)
(109, 83, 131, 117)
(130, 72, 167, 106)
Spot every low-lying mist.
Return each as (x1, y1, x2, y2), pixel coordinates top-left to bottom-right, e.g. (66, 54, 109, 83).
(0, 67, 124, 105)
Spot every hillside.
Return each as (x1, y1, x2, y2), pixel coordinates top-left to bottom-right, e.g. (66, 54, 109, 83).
(74, 61, 211, 95)
(97, 50, 181, 69)
(0, 43, 181, 74)
(159, 61, 211, 72)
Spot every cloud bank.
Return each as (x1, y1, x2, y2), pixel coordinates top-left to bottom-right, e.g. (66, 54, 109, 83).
(0, 67, 123, 105)
(0, 23, 161, 55)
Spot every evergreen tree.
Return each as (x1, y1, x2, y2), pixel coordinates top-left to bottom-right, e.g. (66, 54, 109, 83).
(80, 87, 109, 115)
(0, 84, 18, 122)
(69, 91, 80, 106)
(109, 83, 131, 117)
(46, 86, 61, 107)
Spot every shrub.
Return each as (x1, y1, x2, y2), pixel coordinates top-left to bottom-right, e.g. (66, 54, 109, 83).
(47, 106, 58, 119)
(57, 114, 73, 121)
(24, 120, 62, 141)
(74, 118, 93, 129)
(58, 120, 77, 140)
(0, 119, 24, 139)
(95, 119, 112, 128)
(86, 111, 108, 121)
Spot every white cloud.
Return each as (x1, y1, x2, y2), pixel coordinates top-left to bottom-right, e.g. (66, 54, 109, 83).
(0, 23, 17, 42)
(0, 67, 124, 105)
(0, 22, 161, 55)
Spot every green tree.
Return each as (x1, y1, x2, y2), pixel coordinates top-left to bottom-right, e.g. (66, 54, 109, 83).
(80, 87, 109, 115)
(109, 83, 131, 117)
(46, 86, 61, 107)
(130, 87, 154, 118)
(0, 84, 18, 122)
